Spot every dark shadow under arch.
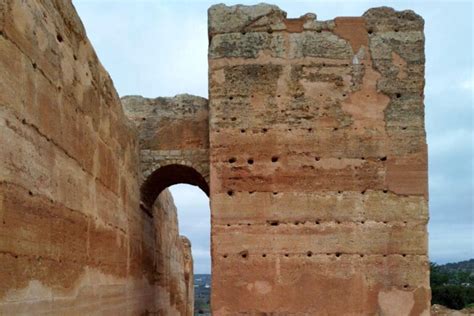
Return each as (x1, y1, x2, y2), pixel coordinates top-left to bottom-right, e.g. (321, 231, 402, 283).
(141, 164, 209, 211)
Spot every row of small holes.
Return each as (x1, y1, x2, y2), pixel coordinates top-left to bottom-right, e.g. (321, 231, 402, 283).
(228, 157, 279, 164)
(222, 253, 410, 259)
(315, 156, 387, 161)
(227, 92, 402, 101)
(366, 28, 405, 35)
(227, 189, 392, 196)
(241, 29, 274, 36)
(218, 126, 409, 133)
(228, 93, 402, 102)
(228, 156, 387, 165)
(238, 128, 318, 133)
(224, 220, 407, 227)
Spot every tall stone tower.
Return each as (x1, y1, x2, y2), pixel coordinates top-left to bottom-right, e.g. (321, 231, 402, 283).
(208, 4, 429, 314)
(0, 1, 429, 314)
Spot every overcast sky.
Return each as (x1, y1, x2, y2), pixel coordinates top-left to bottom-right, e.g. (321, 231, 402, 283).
(73, 0, 473, 274)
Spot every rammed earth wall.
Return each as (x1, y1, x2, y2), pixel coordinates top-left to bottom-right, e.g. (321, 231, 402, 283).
(208, 4, 429, 314)
(0, 1, 192, 314)
(0, 1, 428, 315)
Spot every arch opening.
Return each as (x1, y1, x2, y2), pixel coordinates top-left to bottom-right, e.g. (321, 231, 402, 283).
(144, 166, 212, 313)
(170, 183, 211, 274)
(141, 164, 210, 211)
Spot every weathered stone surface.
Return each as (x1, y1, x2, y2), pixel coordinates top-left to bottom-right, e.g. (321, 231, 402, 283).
(0, 1, 193, 314)
(290, 31, 354, 59)
(153, 191, 195, 315)
(209, 4, 428, 315)
(180, 236, 194, 316)
(1, 1, 428, 315)
(208, 3, 287, 35)
(122, 94, 210, 209)
(210, 32, 287, 59)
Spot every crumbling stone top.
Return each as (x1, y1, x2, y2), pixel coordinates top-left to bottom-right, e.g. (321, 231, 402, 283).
(208, 3, 423, 37)
(122, 94, 208, 120)
(209, 3, 289, 35)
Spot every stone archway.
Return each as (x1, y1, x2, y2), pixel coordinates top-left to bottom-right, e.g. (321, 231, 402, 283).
(121, 94, 210, 212)
(122, 94, 211, 315)
(141, 163, 209, 210)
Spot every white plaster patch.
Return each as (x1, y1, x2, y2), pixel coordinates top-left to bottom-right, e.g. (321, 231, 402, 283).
(0, 267, 155, 314)
(2, 280, 53, 303)
(317, 157, 366, 170)
(254, 281, 272, 295)
(213, 69, 225, 85)
(378, 288, 414, 316)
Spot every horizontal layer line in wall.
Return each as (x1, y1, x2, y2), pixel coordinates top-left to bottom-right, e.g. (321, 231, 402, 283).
(215, 219, 427, 227)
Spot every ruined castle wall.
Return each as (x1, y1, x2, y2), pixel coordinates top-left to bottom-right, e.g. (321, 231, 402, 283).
(122, 95, 207, 316)
(122, 94, 209, 182)
(208, 4, 429, 314)
(180, 236, 194, 316)
(0, 1, 192, 314)
(122, 95, 210, 209)
(154, 192, 194, 316)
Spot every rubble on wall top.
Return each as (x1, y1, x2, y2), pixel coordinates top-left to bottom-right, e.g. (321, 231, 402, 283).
(208, 3, 423, 37)
(121, 94, 208, 118)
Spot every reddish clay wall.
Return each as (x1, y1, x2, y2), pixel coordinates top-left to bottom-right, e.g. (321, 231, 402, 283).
(0, 1, 192, 314)
(208, 4, 429, 315)
(153, 192, 194, 316)
(0, 1, 429, 315)
(122, 94, 210, 210)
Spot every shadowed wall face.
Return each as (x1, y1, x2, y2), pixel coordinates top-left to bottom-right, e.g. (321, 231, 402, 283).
(208, 4, 429, 314)
(122, 94, 210, 316)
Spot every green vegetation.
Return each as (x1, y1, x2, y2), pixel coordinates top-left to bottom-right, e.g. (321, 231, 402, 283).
(431, 259, 474, 310)
(194, 274, 211, 315)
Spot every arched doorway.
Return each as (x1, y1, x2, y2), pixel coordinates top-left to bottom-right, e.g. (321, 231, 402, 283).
(169, 183, 211, 313)
(141, 164, 209, 210)
(141, 163, 211, 314)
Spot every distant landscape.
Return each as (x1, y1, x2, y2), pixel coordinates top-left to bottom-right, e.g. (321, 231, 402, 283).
(194, 259, 474, 313)
(194, 274, 211, 315)
(431, 259, 474, 310)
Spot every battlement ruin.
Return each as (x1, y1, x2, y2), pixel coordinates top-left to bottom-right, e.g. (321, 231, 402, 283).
(0, 1, 428, 314)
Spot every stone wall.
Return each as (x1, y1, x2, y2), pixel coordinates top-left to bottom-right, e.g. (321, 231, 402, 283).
(0, 1, 429, 314)
(208, 4, 429, 314)
(180, 236, 194, 316)
(154, 191, 194, 316)
(122, 95, 210, 209)
(0, 1, 192, 314)
(122, 95, 206, 316)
